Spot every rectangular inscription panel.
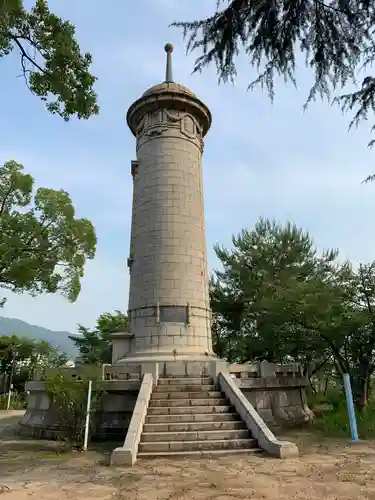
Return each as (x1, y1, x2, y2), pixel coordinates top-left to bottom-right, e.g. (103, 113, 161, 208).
(160, 306, 187, 323)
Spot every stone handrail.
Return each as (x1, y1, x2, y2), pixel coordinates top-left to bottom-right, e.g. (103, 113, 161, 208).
(101, 364, 142, 380)
(219, 372, 299, 458)
(44, 365, 102, 380)
(110, 373, 153, 466)
(43, 364, 142, 381)
(229, 362, 302, 379)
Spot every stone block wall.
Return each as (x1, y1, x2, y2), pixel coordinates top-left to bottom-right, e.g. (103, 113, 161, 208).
(19, 361, 313, 440)
(126, 103, 213, 358)
(229, 362, 313, 425)
(19, 364, 143, 440)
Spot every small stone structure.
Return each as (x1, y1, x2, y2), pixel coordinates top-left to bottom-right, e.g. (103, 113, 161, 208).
(19, 44, 312, 461)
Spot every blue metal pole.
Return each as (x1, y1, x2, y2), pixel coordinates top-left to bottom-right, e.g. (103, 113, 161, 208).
(342, 373, 359, 442)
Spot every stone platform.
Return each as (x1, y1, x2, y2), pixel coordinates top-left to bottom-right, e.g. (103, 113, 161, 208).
(19, 360, 313, 455)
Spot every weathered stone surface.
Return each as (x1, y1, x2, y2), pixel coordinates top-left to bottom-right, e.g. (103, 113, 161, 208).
(114, 46, 215, 363)
(151, 390, 222, 399)
(110, 373, 153, 466)
(157, 376, 213, 385)
(149, 397, 228, 407)
(143, 421, 245, 433)
(154, 383, 216, 392)
(145, 412, 238, 423)
(139, 438, 257, 453)
(219, 373, 299, 459)
(136, 374, 260, 460)
(147, 405, 233, 415)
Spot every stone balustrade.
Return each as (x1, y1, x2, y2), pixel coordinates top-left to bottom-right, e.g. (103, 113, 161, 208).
(229, 362, 306, 390)
(101, 364, 142, 381)
(41, 364, 142, 382)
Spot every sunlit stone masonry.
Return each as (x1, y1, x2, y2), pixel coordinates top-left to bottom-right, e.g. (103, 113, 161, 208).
(117, 43, 214, 362)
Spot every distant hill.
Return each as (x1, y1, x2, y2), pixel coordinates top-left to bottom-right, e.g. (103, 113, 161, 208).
(0, 316, 78, 359)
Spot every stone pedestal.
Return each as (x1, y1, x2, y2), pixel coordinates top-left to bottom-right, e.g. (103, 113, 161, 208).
(111, 331, 134, 363)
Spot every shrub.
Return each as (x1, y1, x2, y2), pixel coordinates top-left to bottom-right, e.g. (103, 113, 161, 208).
(0, 392, 26, 410)
(44, 367, 105, 448)
(312, 388, 375, 439)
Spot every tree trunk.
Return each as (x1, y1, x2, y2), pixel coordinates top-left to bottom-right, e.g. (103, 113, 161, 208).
(352, 372, 370, 410)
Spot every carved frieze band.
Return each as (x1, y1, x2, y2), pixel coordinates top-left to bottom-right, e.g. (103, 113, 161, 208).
(135, 109, 204, 150)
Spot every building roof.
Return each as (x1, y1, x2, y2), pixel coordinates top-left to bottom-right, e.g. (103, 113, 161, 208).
(141, 43, 196, 98)
(142, 81, 196, 98)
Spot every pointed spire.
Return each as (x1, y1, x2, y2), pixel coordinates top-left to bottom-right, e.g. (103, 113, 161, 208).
(164, 43, 174, 83)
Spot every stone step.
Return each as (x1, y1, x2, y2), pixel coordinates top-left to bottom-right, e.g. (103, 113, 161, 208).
(143, 420, 246, 433)
(141, 429, 250, 443)
(138, 448, 262, 459)
(154, 384, 217, 393)
(149, 398, 228, 408)
(138, 438, 258, 453)
(147, 405, 234, 415)
(151, 391, 222, 400)
(158, 377, 213, 386)
(145, 412, 241, 423)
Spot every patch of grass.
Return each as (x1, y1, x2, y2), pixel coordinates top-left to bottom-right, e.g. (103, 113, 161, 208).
(307, 385, 345, 410)
(311, 390, 375, 439)
(0, 393, 26, 410)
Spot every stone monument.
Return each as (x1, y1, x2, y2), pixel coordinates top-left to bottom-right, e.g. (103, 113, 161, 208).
(116, 43, 215, 363)
(19, 45, 312, 454)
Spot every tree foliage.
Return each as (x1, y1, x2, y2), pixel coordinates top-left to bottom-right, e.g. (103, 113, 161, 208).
(45, 367, 104, 447)
(210, 217, 375, 409)
(1, 0, 99, 120)
(173, 1, 375, 146)
(0, 333, 68, 391)
(70, 311, 129, 365)
(0, 160, 97, 303)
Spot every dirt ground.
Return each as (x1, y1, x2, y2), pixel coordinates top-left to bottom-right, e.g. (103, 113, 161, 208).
(1, 411, 375, 499)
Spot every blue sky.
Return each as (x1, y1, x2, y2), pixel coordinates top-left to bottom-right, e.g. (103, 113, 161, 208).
(1, 0, 375, 334)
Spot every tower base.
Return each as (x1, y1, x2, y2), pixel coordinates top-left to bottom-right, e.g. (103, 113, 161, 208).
(115, 356, 228, 383)
(116, 350, 218, 364)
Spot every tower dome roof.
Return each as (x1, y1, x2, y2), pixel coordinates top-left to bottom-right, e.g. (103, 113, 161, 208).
(141, 43, 196, 98)
(126, 43, 212, 137)
(142, 82, 196, 98)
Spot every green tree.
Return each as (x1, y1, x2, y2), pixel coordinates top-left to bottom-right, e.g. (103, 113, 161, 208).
(0, 333, 68, 391)
(210, 217, 375, 409)
(211, 217, 339, 363)
(1, 0, 98, 120)
(174, 1, 375, 149)
(45, 367, 104, 447)
(329, 262, 375, 408)
(0, 160, 97, 303)
(70, 311, 129, 365)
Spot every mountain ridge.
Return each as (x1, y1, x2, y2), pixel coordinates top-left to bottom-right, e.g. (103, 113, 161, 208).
(0, 316, 79, 359)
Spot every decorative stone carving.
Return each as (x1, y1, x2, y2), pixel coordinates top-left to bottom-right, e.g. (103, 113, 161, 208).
(135, 116, 145, 136)
(159, 305, 188, 323)
(136, 109, 203, 149)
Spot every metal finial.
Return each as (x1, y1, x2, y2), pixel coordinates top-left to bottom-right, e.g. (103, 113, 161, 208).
(164, 43, 174, 83)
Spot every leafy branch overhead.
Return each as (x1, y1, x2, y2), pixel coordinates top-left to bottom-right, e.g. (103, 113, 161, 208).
(0, 160, 97, 302)
(0, 0, 99, 120)
(173, 1, 375, 145)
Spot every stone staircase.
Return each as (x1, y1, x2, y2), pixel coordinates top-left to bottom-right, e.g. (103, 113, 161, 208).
(138, 376, 261, 457)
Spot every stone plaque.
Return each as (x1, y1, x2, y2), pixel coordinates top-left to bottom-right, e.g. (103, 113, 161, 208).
(160, 306, 187, 323)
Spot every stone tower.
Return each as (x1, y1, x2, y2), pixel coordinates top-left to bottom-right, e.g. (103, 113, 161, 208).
(122, 44, 214, 362)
